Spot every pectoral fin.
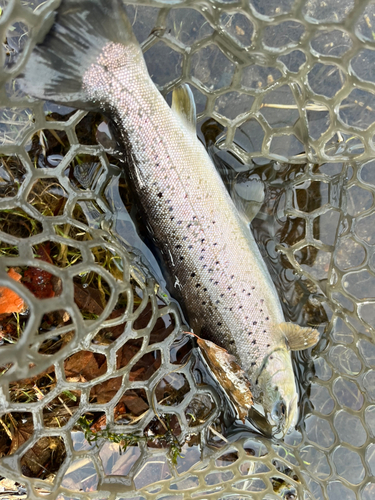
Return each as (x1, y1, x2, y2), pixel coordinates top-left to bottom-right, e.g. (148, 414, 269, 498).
(278, 322, 320, 350)
(172, 84, 197, 134)
(231, 177, 265, 223)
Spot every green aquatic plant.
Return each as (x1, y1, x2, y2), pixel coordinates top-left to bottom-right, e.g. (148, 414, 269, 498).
(77, 414, 183, 465)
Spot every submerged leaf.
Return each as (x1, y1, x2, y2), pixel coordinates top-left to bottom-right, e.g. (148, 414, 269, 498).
(191, 334, 253, 421)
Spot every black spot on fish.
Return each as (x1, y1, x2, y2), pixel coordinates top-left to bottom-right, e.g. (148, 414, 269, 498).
(266, 317, 269, 321)
(251, 339, 256, 345)
(191, 272, 196, 277)
(169, 207, 173, 212)
(188, 245, 193, 249)
(253, 321, 257, 325)
(201, 238, 205, 243)
(170, 216, 174, 221)
(199, 256, 204, 260)
(251, 362, 256, 366)
(203, 288, 207, 292)
(202, 301, 206, 305)
(229, 340, 235, 345)
(179, 256, 184, 261)
(267, 343, 270, 347)
(196, 283, 201, 288)
(175, 245, 181, 249)
(157, 192, 163, 197)
(217, 322, 222, 326)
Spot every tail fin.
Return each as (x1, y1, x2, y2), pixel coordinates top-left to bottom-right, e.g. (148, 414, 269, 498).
(18, 0, 138, 110)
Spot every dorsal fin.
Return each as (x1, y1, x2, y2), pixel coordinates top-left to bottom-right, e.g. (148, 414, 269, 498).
(278, 322, 320, 350)
(231, 177, 265, 223)
(171, 84, 197, 133)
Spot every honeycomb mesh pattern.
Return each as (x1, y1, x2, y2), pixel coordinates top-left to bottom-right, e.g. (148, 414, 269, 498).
(0, 0, 375, 499)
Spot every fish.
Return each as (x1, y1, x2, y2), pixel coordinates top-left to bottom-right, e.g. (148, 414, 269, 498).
(18, 0, 320, 435)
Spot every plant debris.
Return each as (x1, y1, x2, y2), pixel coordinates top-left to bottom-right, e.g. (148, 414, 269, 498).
(189, 333, 253, 422)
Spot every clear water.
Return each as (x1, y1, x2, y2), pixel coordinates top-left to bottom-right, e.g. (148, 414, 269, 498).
(0, 1, 375, 499)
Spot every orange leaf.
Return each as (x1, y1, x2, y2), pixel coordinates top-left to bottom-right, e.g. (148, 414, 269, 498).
(0, 268, 26, 315)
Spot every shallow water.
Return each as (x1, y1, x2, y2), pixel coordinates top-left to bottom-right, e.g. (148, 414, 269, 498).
(0, 1, 375, 499)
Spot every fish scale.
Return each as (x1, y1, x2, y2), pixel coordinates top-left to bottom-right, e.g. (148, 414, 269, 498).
(84, 42, 284, 375)
(19, 0, 320, 434)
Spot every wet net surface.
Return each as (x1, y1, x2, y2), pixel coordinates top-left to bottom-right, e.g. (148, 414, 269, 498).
(0, 0, 375, 499)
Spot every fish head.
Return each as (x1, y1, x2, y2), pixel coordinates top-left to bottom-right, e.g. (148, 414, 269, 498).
(253, 348, 298, 436)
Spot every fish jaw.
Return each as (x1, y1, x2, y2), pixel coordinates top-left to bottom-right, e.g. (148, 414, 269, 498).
(253, 347, 298, 436)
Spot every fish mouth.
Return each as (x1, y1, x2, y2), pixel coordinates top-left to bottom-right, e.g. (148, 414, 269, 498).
(247, 404, 289, 438)
(247, 403, 274, 437)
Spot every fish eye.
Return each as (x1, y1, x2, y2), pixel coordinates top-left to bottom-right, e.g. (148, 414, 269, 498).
(280, 402, 286, 416)
(271, 400, 287, 422)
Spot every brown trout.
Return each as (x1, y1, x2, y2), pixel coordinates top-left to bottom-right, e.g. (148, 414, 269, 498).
(19, 0, 319, 435)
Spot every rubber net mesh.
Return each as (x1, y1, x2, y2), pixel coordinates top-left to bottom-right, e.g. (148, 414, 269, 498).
(0, 0, 375, 499)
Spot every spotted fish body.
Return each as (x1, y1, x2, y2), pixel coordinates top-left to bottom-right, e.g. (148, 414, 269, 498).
(84, 43, 285, 372)
(20, 0, 319, 434)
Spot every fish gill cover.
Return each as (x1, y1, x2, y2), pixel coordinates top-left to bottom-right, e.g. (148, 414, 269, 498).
(0, 0, 374, 499)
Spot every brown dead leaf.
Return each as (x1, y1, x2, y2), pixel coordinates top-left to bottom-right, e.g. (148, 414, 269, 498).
(89, 413, 107, 433)
(73, 283, 104, 315)
(121, 390, 149, 415)
(89, 376, 123, 404)
(64, 351, 107, 381)
(116, 339, 142, 370)
(21, 436, 66, 478)
(9, 422, 34, 455)
(192, 334, 253, 422)
(129, 351, 161, 381)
